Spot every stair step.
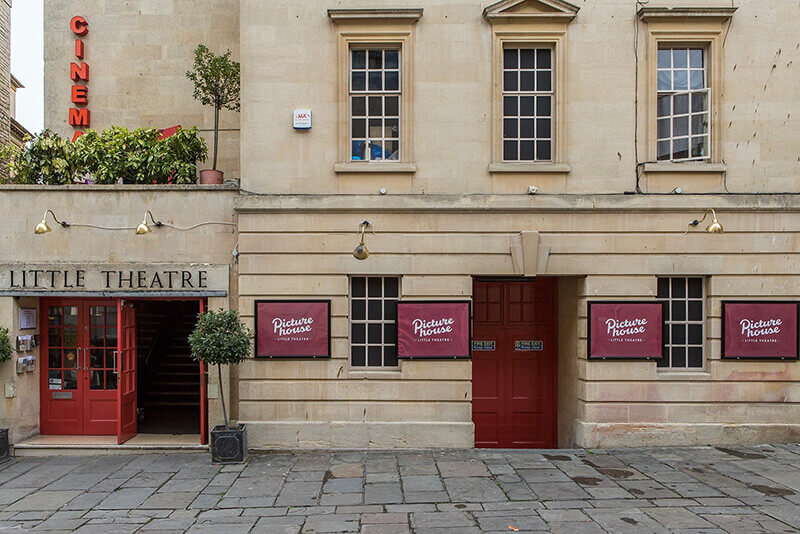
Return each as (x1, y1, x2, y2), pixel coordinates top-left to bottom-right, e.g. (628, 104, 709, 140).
(141, 401, 200, 407)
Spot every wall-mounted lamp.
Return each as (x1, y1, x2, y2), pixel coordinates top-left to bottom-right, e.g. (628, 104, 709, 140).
(34, 210, 69, 234)
(135, 211, 163, 235)
(685, 208, 723, 235)
(353, 221, 372, 260)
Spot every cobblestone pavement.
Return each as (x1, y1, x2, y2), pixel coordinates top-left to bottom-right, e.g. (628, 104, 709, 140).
(0, 444, 799, 533)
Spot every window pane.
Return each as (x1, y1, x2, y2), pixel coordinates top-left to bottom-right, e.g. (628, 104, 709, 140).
(352, 96, 366, 116)
(689, 48, 703, 68)
(384, 324, 397, 345)
(657, 96, 671, 117)
(536, 141, 551, 161)
(385, 49, 399, 69)
(368, 49, 382, 69)
(657, 49, 671, 68)
(688, 278, 703, 298)
(672, 325, 686, 346)
(368, 71, 382, 91)
(691, 114, 708, 135)
(48, 349, 61, 369)
(673, 116, 688, 137)
(671, 300, 686, 321)
(384, 301, 397, 320)
(385, 140, 399, 159)
(688, 347, 703, 368)
(536, 71, 552, 92)
(352, 277, 366, 297)
(674, 93, 689, 115)
(384, 71, 399, 91)
(674, 137, 689, 159)
(657, 118, 670, 140)
(368, 300, 382, 320)
(352, 119, 366, 138)
(657, 70, 671, 91)
(503, 48, 518, 69)
(673, 70, 688, 90)
(48, 328, 62, 346)
(368, 118, 382, 137)
(64, 307, 78, 325)
(671, 278, 685, 298)
(520, 49, 535, 69)
(520, 119, 534, 138)
(688, 300, 703, 321)
(537, 49, 551, 69)
(352, 324, 365, 344)
(520, 96, 535, 117)
(503, 71, 517, 91)
(352, 71, 365, 91)
(368, 346, 382, 366)
(520, 71, 534, 91)
(520, 141, 535, 161)
(351, 346, 365, 367)
(671, 346, 686, 367)
(64, 370, 78, 390)
(368, 277, 382, 297)
(385, 96, 399, 117)
(657, 141, 671, 161)
(368, 97, 382, 117)
(503, 140, 518, 160)
(48, 307, 63, 326)
(384, 346, 398, 367)
(90, 349, 103, 368)
(672, 48, 688, 68)
(368, 324, 382, 344)
(657, 278, 670, 298)
(504, 96, 517, 116)
(105, 370, 118, 390)
(536, 96, 551, 116)
(385, 119, 399, 138)
(688, 324, 703, 345)
(352, 300, 366, 321)
(690, 70, 704, 90)
(504, 119, 518, 139)
(105, 350, 116, 368)
(352, 50, 366, 69)
(536, 118, 551, 139)
(352, 141, 365, 161)
(691, 136, 708, 158)
(691, 92, 708, 112)
(383, 277, 397, 298)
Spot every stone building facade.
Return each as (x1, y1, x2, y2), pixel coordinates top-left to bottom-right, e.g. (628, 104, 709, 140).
(0, 0, 798, 450)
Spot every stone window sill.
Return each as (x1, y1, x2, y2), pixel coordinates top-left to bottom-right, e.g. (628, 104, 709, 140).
(489, 162, 571, 174)
(655, 370, 712, 380)
(349, 370, 402, 379)
(642, 162, 727, 174)
(335, 162, 417, 174)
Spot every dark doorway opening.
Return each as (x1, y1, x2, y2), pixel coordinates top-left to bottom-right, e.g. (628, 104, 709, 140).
(135, 301, 201, 435)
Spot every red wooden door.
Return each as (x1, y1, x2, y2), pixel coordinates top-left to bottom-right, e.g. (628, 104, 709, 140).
(472, 278, 558, 448)
(41, 299, 120, 435)
(117, 300, 137, 443)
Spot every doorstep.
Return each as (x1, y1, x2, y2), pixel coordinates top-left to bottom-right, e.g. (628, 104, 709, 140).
(13, 434, 207, 457)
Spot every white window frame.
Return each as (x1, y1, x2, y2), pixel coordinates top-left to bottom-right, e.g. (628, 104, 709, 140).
(656, 47, 711, 162)
(349, 276, 401, 368)
(349, 47, 402, 162)
(501, 46, 554, 162)
(657, 276, 705, 370)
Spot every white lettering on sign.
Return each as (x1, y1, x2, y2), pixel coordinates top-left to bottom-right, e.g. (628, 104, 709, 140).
(605, 317, 647, 337)
(740, 318, 782, 338)
(273, 316, 313, 337)
(413, 317, 454, 338)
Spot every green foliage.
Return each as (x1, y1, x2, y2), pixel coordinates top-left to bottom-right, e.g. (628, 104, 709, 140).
(0, 327, 13, 363)
(186, 44, 241, 113)
(0, 130, 79, 184)
(189, 309, 253, 367)
(0, 127, 207, 185)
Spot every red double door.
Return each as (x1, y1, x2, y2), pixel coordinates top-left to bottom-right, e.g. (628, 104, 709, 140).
(40, 299, 137, 442)
(472, 278, 558, 448)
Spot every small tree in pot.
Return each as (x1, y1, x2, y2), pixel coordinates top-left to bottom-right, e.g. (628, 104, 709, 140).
(0, 327, 13, 463)
(186, 44, 240, 184)
(189, 309, 253, 463)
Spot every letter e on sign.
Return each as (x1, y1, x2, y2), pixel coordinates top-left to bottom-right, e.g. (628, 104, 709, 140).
(71, 85, 88, 105)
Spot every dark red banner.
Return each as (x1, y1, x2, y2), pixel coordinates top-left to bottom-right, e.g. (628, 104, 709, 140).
(589, 302, 663, 359)
(723, 302, 798, 360)
(255, 300, 330, 358)
(398, 301, 471, 359)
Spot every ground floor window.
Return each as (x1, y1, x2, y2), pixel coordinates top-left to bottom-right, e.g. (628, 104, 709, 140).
(350, 276, 399, 367)
(657, 276, 704, 368)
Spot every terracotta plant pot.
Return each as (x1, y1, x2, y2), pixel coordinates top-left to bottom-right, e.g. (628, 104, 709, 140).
(199, 169, 224, 184)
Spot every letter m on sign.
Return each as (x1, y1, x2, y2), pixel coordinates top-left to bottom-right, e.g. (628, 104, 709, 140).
(69, 108, 90, 127)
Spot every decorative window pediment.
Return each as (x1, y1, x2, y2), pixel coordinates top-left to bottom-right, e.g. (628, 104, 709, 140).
(482, 0, 579, 24)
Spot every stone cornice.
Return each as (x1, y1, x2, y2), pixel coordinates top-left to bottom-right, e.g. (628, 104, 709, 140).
(637, 7, 737, 22)
(483, 0, 580, 23)
(327, 8, 423, 23)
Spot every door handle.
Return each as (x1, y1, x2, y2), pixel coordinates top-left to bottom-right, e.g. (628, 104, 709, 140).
(82, 347, 88, 371)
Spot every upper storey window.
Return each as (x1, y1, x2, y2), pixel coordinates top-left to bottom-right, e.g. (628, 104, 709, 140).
(502, 47, 553, 162)
(350, 48, 401, 162)
(657, 47, 709, 162)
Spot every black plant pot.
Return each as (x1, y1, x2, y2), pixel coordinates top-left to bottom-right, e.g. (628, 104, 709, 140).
(210, 424, 247, 464)
(0, 429, 9, 463)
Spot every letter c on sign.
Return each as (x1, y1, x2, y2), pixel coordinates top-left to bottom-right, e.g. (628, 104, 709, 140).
(70, 16, 88, 36)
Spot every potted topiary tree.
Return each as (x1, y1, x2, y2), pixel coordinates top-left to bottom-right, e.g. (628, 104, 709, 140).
(186, 44, 240, 185)
(188, 309, 252, 463)
(0, 326, 13, 463)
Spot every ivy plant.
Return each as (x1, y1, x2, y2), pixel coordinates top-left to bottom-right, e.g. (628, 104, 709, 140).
(186, 44, 240, 171)
(188, 309, 253, 428)
(0, 327, 13, 363)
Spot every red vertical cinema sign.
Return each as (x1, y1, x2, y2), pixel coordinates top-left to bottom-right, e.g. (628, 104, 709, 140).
(69, 16, 90, 140)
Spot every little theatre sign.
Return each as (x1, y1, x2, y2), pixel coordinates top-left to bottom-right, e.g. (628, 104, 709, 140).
(0, 264, 227, 295)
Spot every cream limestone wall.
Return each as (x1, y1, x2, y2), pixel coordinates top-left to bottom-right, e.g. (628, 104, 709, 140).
(0, 187, 238, 442)
(236, 194, 800, 448)
(44, 0, 240, 179)
(240, 0, 800, 195)
(0, 297, 40, 443)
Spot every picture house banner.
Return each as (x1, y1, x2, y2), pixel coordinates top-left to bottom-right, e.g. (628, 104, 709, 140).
(255, 300, 331, 358)
(722, 301, 799, 360)
(588, 301, 664, 360)
(397, 301, 471, 359)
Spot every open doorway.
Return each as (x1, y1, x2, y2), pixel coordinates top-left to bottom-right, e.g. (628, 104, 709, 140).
(135, 300, 202, 435)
